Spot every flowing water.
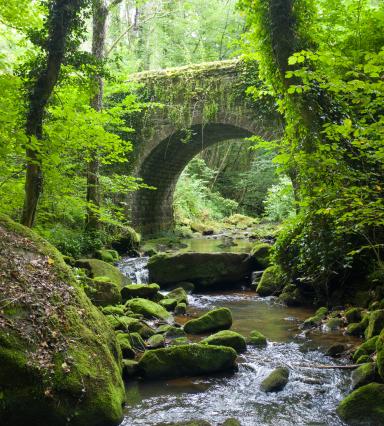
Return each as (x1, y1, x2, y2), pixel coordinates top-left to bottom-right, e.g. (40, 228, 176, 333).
(118, 240, 359, 426)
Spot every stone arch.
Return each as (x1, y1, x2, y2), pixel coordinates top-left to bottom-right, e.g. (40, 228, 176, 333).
(131, 117, 276, 234)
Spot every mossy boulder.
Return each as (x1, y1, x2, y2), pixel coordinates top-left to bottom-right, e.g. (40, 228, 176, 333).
(84, 276, 122, 307)
(122, 360, 139, 379)
(277, 284, 304, 307)
(101, 305, 125, 316)
(260, 367, 289, 392)
(95, 249, 119, 263)
(352, 363, 380, 390)
(121, 283, 160, 301)
(138, 344, 237, 379)
(125, 298, 171, 321)
(376, 328, 384, 380)
(303, 307, 328, 328)
(116, 333, 135, 359)
(157, 325, 186, 340)
(127, 332, 146, 352)
(147, 334, 165, 349)
(167, 287, 189, 304)
(326, 343, 347, 358)
(256, 265, 287, 297)
(105, 315, 140, 332)
(184, 308, 232, 334)
(175, 302, 187, 315)
(75, 258, 129, 288)
(353, 336, 379, 362)
(111, 226, 141, 254)
(160, 298, 178, 311)
(201, 330, 247, 354)
(365, 309, 384, 339)
(251, 243, 271, 269)
(148, 252, 256, 289)
(0, 214, 125, 425)
(345, 307, 363, 324)
(247, 330, 267, 347)
(337, 383, 384, 425)
(325, 317, 344, 331)
(347, 322, 365, 337)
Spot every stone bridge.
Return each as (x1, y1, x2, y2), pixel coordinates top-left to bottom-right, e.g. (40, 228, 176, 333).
(124, 59, 282, 234)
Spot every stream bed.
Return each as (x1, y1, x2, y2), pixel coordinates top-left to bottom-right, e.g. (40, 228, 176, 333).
(118, 239, 359, 426)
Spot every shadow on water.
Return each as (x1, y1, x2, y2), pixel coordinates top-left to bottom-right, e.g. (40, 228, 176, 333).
(121, 291, 359, 426)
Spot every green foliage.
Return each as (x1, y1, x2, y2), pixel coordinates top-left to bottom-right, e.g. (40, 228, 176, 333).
(263, 176, 296, 222)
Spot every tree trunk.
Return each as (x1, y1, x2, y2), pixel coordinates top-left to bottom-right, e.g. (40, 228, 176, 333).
(21, 0, 86, 227)
(85, 0, 109, 232)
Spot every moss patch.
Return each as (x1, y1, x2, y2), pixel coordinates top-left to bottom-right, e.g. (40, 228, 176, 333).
(184, 308, 232, 334)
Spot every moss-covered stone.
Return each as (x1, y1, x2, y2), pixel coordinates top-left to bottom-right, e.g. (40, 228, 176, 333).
(247, 330, 267, 347)
(133, 322, 157, 339)
(167, 287, 189, 304)
(0, 214, 125, 425)
(201, 330, 247, 354)
(260, 367, 289, 392)
(160, 298, 178, 311)
(121, 283, 160, 301)
(326, 343, 347, 358)
(116, 333, 135, 359)
(325, 317, 344, 330)
(127, 332, 146, 352)
(184, 308, 232, 334)
(76, 258, 129, 287)
(337, 383, 384, 425)
(95, 249, 120, 263)
(173, 281, 195, 293)
(148, 252, 256, 289)
(251, 243, 271, 269)
(353, 336, 379, 362)
(346, 322, 365, 337)
(125, 298, 171, 320)
(101, 305, 126, 316)
(105, 315, 140, 331)
(365, 309, 384, 339)
(84, 277, 122, 307)
(356, 355, 371, 364)
(221, 419, 241, 426)
(138, 344, 237, 379)
(156, 325, 186, 340)
(345, 307, 363, 324)
(175, 302, 187, 315)
(171, 337, 190, 346)
(352, 363, 380, 390)
(256, 265, 286, 297)
(277, 284, 304, 307)
(147, 334, 165, 349)
(303, 307, 328, 328)
(376, 328, 384, 380)
(122, 359, 139, 379)
(111, 226, 141, 254)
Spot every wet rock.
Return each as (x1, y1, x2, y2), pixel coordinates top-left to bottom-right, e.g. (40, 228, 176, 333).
(353, 336, 379, 362)
(95, 249, 119, 263)
(148, 252, 256, 289)
(147, 334, 165, 349)
(125, 298, 171, 320)
(247, 330, 267, 347)
(138, 344, 237, 379)
(184, 308, 233, 334)
(256, 265, 287, 297)
(201, 330, 247, 354)
(325, 317, 344, 331)
(345, 307, 363, 324)
(260, 367, 289, 392)
(365, 309, 384, 339)
(346, 322, 365, 337)
(278, 284, 305, 307)
(352, 363, 380, 390)
(251, 271, 263, 289)
(326, 343, 347, 358)
(158, 325, 186, 340)
(303, 307, 328, 328)
(122, 360, 139, 379)
(121, 283, 160, 301)
(337, 383, 384, 425)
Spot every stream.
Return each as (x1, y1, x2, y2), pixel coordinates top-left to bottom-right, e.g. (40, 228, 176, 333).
(117, 237, 359, 426)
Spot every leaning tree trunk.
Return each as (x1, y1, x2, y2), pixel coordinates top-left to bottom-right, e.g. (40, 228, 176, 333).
(85, 0, 109, 232)
(21, 0, 86, 227)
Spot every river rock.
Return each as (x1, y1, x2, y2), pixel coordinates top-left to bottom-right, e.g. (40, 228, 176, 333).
(147, 334, 165, 348)
(353, 336, 378, 362)
(148, 252, 256, 289)
(184, 308, 233, 334)
(247, 330, 267, 347)
(345, 307, 363, 324)
(116, 332, 136, 359)
(101, 305, 126, 316)
(326, 343, 347, 358)
(256, 265, 287, 297)
(75, 258, 130, 287)
(125, 298, 171, 320)
(175, 302, 187, 315)
(303, 307, 328, 328)
(201, 330, 247, 354)
(95, 248, 119, 263)
(167, 287, 189, 304)
(251, 243, 271, 269)
(84, 276, 122, 306)
(337, 383, 384, 425)
(376, 328, 384, 380)
(260, 367, 289, 392)
(121, 283, 160, 301)
(160, 298, 178, 311)
(365, 309, 384, 339)
(0, 214, 125, 425)
(351, 363, 380, 390)
(138, 344, 237, 379)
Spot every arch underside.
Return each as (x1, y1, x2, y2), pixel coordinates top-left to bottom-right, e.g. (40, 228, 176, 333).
(131, 122, 261, 235)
